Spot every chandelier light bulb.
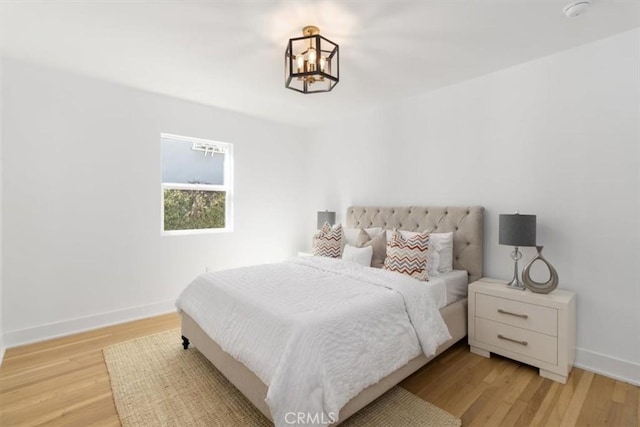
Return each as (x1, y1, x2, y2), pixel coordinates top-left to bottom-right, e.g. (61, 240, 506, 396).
(296, 54, 304, 72)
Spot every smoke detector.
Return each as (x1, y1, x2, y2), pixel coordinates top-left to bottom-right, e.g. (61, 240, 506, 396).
(563, 0, 591, 17)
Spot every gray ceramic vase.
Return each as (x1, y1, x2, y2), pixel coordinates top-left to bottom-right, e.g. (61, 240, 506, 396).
(522, 245, 559, 294)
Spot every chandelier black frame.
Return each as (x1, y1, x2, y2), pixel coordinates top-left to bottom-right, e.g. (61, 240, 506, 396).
(285, 26, 339, 94)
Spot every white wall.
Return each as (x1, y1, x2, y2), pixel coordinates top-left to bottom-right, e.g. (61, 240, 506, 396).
(307, 29, 640, 384)
(1, 58, 310, 345)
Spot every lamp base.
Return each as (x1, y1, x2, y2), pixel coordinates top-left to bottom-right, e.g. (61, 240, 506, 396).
(506, 276, 526, 291)
(506, 246, 526, 291)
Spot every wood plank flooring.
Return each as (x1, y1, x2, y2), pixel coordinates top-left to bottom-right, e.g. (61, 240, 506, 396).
(0, 313, 638, 426)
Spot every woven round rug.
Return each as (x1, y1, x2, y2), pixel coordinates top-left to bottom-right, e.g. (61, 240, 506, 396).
(104, 329, 461, 427)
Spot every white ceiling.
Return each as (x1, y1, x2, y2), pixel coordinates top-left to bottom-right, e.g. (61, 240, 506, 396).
(1, 1, 639, 127)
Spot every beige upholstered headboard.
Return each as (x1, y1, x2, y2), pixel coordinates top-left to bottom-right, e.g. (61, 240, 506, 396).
(346, 206, 484, 283)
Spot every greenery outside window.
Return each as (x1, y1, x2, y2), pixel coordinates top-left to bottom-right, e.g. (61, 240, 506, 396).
(161, 133, 233, 235)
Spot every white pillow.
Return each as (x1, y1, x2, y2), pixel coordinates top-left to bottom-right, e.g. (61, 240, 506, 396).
(342, 244, 373, 267)
(343, 227, 382, 246)
(430, 232, 453, 273)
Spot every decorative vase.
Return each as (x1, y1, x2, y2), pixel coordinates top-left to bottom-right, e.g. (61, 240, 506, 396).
(522, 245, 559, 294)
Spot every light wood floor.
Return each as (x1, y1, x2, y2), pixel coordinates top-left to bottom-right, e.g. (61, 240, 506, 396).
(0, 314, 637, 426)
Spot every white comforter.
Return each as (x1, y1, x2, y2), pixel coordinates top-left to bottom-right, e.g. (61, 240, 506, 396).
(176, 257, 451, 427)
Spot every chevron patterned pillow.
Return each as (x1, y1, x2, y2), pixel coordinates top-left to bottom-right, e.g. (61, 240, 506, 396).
(312, 222, 343, 258)
(383, 229, 430, 281)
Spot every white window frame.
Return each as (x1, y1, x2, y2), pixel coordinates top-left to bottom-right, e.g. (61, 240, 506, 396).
(161, 133, 233, 236)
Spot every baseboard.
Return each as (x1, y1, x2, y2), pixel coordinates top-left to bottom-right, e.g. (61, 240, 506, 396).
(575, 347, 640, 386)
(3, 300, 176, 349)
(0, 344, 5, 366)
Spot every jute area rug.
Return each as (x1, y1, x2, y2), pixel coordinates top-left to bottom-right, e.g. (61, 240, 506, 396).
(104, 329, 461, 427)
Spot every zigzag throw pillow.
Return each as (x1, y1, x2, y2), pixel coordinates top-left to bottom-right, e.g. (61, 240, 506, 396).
(312, 222, 343, 258)
(383, 229, 429, 281)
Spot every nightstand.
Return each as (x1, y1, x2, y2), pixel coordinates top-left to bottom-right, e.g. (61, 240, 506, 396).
(468, 278, 576, 384)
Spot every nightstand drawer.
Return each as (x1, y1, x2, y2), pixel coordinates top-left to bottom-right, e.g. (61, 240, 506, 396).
(475, 317, 558, 365)
(476, 293, 558, 336)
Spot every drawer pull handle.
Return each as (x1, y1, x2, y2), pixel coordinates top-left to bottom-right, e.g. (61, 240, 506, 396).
(497, 334, 528, 346)
(497, 309, 528, 319)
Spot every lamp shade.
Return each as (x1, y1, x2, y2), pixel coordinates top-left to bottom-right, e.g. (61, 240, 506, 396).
(499, 214, 536, 247)
(317, 211, 336, 229)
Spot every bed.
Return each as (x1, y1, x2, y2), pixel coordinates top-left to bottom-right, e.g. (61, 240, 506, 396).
(178, 206, 484, 426)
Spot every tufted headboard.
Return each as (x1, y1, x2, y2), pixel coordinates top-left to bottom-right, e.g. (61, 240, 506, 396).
(346, 206, 484, 283)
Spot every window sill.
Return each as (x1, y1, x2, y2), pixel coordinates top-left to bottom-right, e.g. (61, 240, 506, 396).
(161, 227, 233, 237)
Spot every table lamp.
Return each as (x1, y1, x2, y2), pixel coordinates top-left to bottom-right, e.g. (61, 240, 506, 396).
(317, 211, 336, 230)
(499, 213, 537, 290)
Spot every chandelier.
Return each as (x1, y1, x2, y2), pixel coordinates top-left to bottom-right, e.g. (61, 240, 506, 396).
(285, 26, 339, 94)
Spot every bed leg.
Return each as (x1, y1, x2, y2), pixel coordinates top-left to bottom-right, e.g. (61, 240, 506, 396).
(181, 335, 190, 350)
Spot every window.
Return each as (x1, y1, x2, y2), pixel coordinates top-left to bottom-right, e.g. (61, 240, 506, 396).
(161, 133, 233, 235)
